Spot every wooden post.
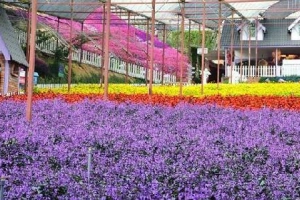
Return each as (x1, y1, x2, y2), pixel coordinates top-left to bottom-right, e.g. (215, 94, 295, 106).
(80, 22, 84, 64)
(25, 0, 37, 121)
(248, 22, 251, 77)
(25, 3, 32, 95)
(100, 4, 105, 87)
(103, 0, 111, 99)
(240, 25, 243, 81)
(126, 11, 130, 83)
(275, 48, 278, 67)
(145, 19, 149, 86)
(148, 0, 155, 95)
(230, 10, 234, 84)
(200, 0, 206, 95)
(179, 1, 185, 96)
(67, 0, 74, 93)
(217, 1, 221, 88)
(255, 17, 258, 76)
(56, 17, 60, 49)
(188, 19, 191, 83)
(161, 24, 166, 85)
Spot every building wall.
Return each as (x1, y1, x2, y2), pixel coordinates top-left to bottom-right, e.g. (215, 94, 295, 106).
(291, 25, 300, 40)
(240, 24, 265, 41)
(234, 49, 271, 63)
(8, 62, 19, 94)
(0, 54, 20, 95)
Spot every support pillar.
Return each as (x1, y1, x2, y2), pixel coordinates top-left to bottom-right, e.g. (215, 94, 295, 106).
(126, 12, 130, 83)
(200, 0, 206, 95)
(3, 61, 9, 95)
(161, 24, 166, 85)
(217, 1, 221, 88)
(67, 0, 74, 93)
(25, 0, 37, 121)
(103, 0, 111, 99)
(179, 2, 185, 96)
(100, 4, 105, 87)
(148, 0, 155, 95)
(145, 19, 149, 86)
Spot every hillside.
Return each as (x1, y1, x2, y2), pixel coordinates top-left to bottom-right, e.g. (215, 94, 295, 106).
(36, 51, 146, 84)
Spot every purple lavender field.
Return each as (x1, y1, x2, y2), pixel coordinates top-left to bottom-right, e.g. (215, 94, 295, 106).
(1, 99, 300, 199)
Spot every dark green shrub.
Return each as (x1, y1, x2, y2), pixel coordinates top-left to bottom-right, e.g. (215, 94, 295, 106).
(259, 76, 300, 83)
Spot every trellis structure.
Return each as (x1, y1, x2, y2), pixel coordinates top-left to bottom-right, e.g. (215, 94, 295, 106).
(1, 0, 299, 120)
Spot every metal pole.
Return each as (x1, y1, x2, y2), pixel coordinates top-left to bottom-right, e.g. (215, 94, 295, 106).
(126, 12, 130, 83)
(188, 19, 191, 83)
(179, 1, 185, 96)
(87, 147, 92, 184)
(26, 4, 31, 62)
(188, 19, 191, 57)
(100, 4, 105, 87)
(161, 24, 166, 85)
(201, 0, 206, 95)
(0, 177, 5, 200)
(56, 17, 60, 49)
(25, 0, 37, 121)
(198, 24, 201, 81)
(217, 1, 221, 88)
(176, 15, 179, 80)
(67, 0, 74, 93)
(80, 22, 84, 64)
(248, 22, 251, 77)
(145, 19, 149, 86)
(148, 0, 155, 95)
(275, 48, 278, 67)
(230, 10, 234, 84)
(103, 0, 111, 99)
(25, 3, 31, 95)
(240, 27, 243, 81)
(255, 17, 258, 76)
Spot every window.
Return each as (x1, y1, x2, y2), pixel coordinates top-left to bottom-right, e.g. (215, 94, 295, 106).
(249, 23, 256, 39)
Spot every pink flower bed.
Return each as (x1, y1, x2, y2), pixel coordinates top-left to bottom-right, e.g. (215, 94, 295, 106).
(15, 7, 189, 76)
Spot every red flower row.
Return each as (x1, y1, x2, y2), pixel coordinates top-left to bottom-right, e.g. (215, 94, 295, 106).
(1, 93, 300, 110)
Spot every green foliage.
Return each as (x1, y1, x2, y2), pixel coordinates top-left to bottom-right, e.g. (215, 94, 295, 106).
(18, 0, 30, 3)
(105, 75, 146, 84)
(72, 34, 91, 49)
(259, 76, 300, 83)
(37, 72, 146, 84)
(36, 30, 55, 46)
(46, 47, 69, 79)
(52, 47, 69, 63)
(166, 30, 216, 52)
(132, 78, 146, 84)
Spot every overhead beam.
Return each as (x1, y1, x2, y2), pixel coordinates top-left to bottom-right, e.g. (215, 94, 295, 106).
(219, 0, 250, 22)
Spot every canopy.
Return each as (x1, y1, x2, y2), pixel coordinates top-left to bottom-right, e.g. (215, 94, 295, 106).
(2, 0, 300, 30)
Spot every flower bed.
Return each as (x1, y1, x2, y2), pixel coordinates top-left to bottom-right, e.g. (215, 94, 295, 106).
(36, 83, 300, 97)
(2, 92, 300, 110)
(1, 99, 300, 199)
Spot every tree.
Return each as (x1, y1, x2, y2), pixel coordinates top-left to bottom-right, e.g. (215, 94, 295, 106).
(166, 30, 216, 53)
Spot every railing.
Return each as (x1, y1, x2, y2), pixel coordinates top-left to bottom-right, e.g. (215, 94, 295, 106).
(17, 31, 177, 84)
(226, 65, 278, 78)
(225, 65, 300, 78)
(282, 60, 300, 76)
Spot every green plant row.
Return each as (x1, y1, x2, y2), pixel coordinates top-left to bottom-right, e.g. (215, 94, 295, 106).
(259, 76, 300, 83)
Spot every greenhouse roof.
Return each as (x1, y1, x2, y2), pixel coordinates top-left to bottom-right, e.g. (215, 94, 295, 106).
(2, 0, 300, 30)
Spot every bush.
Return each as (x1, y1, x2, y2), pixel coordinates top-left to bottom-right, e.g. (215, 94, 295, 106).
(35, 57, 50, 77)
(259, 76, 300, 83)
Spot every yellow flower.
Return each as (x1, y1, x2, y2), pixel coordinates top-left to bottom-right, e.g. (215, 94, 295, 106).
(36, 83, 300, 97)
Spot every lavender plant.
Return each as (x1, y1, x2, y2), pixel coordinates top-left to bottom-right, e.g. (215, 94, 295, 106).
(1, 99, 300, 199)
